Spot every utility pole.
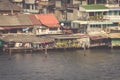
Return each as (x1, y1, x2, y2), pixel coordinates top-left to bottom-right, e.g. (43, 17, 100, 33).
(65, 0, 67, 21)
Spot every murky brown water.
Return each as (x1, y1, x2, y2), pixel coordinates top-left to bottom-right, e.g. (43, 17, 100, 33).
(0, 49, 120, 80)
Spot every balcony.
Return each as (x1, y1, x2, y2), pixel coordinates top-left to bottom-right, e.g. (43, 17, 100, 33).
(23, 9, 39, 13)
(103, 15, 120, 22)
(39, 1, 49, 5)
(12, 0, 23, 2)
(105, 4, 119, 8)
(25, 0, 35, 4)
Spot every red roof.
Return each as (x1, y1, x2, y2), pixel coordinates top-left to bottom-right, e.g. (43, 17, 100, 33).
(90, 35, 106, 40)
(35, 14, 60, 28)
(28, 15, 41, 25)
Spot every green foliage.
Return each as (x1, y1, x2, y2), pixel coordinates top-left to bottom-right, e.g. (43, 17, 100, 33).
(112, 39, 120, 46)
(55, 40, 79, 48)
(81, 4, 108, 10)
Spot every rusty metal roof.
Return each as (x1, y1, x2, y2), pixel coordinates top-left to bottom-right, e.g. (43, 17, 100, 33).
(1, 34, 54, 43)
(28, 14, 41, 25)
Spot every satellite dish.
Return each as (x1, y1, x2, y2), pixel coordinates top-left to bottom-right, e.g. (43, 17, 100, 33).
(61, 23, 64, 26)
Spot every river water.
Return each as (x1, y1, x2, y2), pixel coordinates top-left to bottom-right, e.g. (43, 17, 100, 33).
(0, 49, 120, 80)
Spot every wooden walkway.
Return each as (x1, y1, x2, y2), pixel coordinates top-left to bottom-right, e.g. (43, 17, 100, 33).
(2, 44, 113, 54)
(3, 46, 84, 54)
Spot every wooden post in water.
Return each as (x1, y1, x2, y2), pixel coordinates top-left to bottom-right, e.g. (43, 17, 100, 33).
(24, 48, 26, 53)
(45, 48, 48, 58)
(31, 49, 33, 53)
(83, 43, 86, 56)
(9, 48, 12, 56)
(111, 45, 113, 49)
(45, 44, 48, 58)
(84, 47, 86, 56)
(45, 48, 48, 54)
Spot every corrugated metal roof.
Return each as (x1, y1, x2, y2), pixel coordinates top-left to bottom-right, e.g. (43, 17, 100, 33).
(48, 35, 78, 39)
(16, 14, 33, 26)
(35, 14, 60, 28)
(88, 32, 108, 40)
(0, 15, 20, 26)
(28, 14, 41, 25)
(0, 15, 33, 27)
(1, 34, 54, 43)
(90, 35, 107, 40)
(108, 33, 120, 38)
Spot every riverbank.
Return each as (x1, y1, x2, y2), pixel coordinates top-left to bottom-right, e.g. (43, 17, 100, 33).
(0, 33, 120, 54)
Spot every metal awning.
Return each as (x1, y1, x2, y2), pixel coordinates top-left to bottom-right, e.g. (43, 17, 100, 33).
(72, 21, 88, 25)
(48, 35, 78, 40)
(0, 26, 33, 30)
(109, 8, 120, 11)
(108, 33, 120, 38)
(86, 9, 109, 12)
(72, 21, 113, 25)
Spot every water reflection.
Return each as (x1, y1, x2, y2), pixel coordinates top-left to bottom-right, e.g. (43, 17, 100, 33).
(0, 49, 120, 80)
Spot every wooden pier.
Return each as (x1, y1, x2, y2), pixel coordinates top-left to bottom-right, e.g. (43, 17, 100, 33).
(2, 46, 85, 54)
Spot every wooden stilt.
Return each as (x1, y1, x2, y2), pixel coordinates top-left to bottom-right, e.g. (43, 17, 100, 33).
(24, 49, 26, 53)
(111, 45, 113, 49)
(45, 48, 48, 54)
(9, 48, 12, 56)
(83, 45, 86, 56)
(3, 48, 5, 53)
(45, 48, 48, 58)
(31, 49, 33, 53)
(8, 48, 12, 60)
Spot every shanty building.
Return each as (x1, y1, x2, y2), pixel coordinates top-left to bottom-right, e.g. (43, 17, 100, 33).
(28, 14, 41, 35)
(35, 14, 62, 35)
(1, 34, 54, 53)
(0, 0, 22, 15)
(0, 14, 33, 34)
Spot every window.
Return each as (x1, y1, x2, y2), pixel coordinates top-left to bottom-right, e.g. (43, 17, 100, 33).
(49, 28, 57, 31)
(67, 0, 70, 4)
